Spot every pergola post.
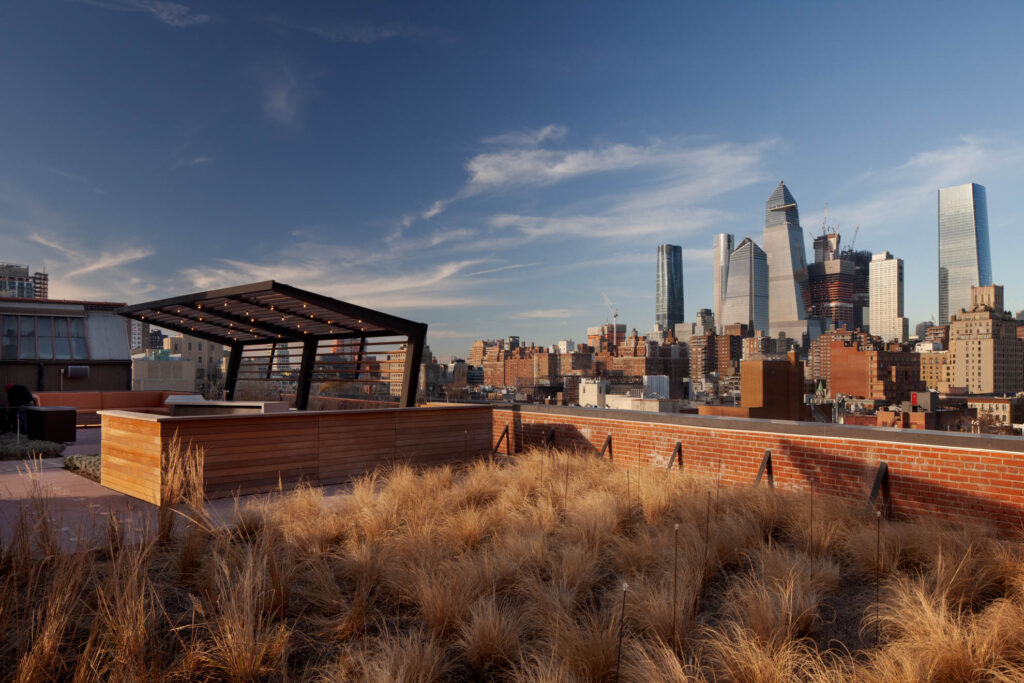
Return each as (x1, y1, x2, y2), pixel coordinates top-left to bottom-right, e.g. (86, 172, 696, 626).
(295, 338, 318, 410)
(400, 324, 427, 408)
(352, 336, 366, 381)
(224, 344, 243, 400)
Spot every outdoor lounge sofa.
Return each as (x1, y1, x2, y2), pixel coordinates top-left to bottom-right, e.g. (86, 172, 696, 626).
(33, 390, 199, 426)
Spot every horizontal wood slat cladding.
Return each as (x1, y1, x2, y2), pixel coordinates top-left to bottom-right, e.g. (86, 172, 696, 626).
(101, 415, 163, 504)
(100, 405, 493, 504)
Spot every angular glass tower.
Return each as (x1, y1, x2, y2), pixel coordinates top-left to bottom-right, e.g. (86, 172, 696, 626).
(722, 237, 768, 334)
(938, 183, 992, 323)
(712, 233, 733, 333)
(655, 244, 684, 330)
(762, 181, 810, 340)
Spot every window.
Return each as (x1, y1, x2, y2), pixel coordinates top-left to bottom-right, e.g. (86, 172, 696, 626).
(0, 314, 88, 360)
(53, 318, 70, 359)
(37, 317, 53, 359)
(70, 318, 87, 359)
(18, 316, 35, 359)
(1, 317, 16, 359)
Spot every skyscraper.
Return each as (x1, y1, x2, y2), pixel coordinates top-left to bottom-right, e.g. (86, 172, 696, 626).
(762, 182, 812, 342)
(655, 244, 684, 330)
(712, 233, 733, 332)
(938, 182, 991, 323)
(722, 237, 768, 334)
(869, 251, 908, 343)
(806, 230, 855, 329)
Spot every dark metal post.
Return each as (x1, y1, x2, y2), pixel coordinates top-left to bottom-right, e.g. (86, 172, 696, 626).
(295, 338, 318, 411)
(266, 343, 276, 380)
(400, 324, 427, 408)
(224, 344, 243, 400)
(352, 336, 366, 380)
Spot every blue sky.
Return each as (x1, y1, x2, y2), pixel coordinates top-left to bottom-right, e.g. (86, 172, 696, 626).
(3, 1, 1024, 358)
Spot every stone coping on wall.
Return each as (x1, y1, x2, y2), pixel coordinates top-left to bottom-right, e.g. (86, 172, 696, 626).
(97, 403, 489, 424)
(494, 403, 1024, 454)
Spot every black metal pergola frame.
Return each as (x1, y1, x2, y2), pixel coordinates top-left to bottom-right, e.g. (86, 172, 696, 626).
(117, 281, 427, 409)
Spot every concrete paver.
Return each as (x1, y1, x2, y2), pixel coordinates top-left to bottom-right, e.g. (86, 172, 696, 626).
(1, 427, 354, 549)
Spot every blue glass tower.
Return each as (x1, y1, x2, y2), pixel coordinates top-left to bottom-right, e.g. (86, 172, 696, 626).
(656, 244, 684, 330)
(938, 183, 992, 323)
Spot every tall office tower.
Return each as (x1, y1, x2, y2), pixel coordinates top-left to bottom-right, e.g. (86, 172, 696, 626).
(869, 251, 908, 342)
(712, 233, 734, 332)
(938, 182, 992, 323)
(722, 237, 769, 334)
(762, 182, 812, 342)
(806, 230, 856, 329)
(655, 244, 685, 330)
(843, 249, 872, 330)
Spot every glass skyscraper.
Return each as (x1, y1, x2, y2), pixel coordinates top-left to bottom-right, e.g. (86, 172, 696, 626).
(938, 183, 992, 323)
(762, 181, 810, 340)
(712, 233, 733, 333)
(655, 244, 684, 330)
(722, 237, 768, 334)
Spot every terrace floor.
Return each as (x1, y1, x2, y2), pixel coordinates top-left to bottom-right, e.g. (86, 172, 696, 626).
(0, 427, 353, 548)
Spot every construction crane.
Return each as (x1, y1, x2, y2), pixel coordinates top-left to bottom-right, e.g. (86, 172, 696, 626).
(849, 224, 860, 251)
(602, 292, 618, 326)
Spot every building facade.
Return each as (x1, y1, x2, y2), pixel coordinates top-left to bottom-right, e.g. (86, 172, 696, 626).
(713, 233, 733, 332)
(938, 182, 992, 323)
(655, 244, 684, 331)
(805, 231, 856, 329)
(869, 251, 908, 343)
(721, 237, 769, 334)
(0, 296, 130, 391)
(949, 285, 1022, 395)
(762, 182, 812, 342)
(163, 334, 225, 396)
(0, 264, 48, 300)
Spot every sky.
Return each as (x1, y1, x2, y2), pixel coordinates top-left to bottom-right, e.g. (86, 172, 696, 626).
(3, 1, 1024, 359)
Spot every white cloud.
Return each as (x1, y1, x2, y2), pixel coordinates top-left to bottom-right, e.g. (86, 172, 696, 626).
(42, 166, 105, 195)
(78, 0, 210, 27)
(462, 143, 659, 195)
(481, 124, 568, 147)
(422, 200, 446, 220)
(514, 308, 573, 319)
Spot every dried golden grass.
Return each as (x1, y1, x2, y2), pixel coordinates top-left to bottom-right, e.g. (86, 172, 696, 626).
(1, 446, 1022, 681)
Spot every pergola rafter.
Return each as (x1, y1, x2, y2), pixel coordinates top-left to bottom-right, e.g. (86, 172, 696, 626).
(118, 281, 427, 408)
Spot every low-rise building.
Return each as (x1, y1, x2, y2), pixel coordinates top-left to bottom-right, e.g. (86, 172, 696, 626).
(0, 296, 129, 391)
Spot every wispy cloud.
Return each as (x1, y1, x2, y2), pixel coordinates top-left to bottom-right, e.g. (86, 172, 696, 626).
(26, 231, 155, 300)
(171, 155, 213, 169)
(423, 128, 774, 224)
(807, 135, 1024, 240)
(42, 166, 105, 194)
(77, 0, 210, 27)
(260, 14, 453, 44)
(249, 62, 317, 128)
(179, 254, 495, 312)
(464, 262, 539, 277)
(481, 124, 567, 147)
(514, 308, 573, 319)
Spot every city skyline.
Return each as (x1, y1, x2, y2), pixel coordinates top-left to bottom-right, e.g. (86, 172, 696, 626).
(5, 2, 1024, 357)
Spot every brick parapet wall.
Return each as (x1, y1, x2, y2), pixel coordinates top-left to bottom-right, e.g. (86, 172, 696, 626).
(492, 404, 1024, 531)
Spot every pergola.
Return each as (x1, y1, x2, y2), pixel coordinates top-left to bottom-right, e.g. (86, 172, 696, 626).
(118, 281, 427, 408)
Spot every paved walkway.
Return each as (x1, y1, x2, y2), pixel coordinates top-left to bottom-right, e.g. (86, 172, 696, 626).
(0, 428, 353, 549)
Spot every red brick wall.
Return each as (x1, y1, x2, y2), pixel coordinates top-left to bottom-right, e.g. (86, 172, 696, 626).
(492, 405, 1024, 531)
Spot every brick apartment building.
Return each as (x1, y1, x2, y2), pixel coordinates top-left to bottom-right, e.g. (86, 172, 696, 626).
(828, 339, 923, 403)
(808, 328, 877, 391)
